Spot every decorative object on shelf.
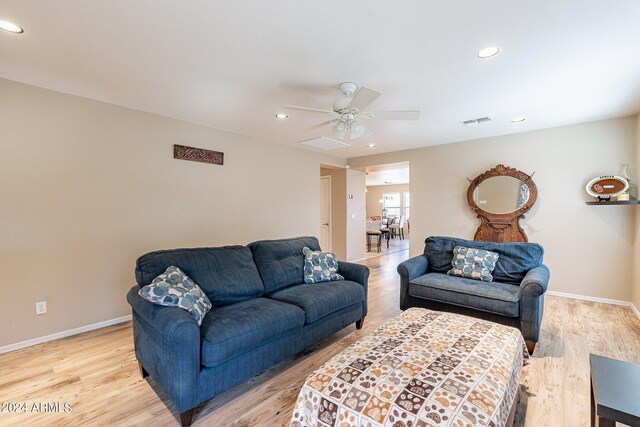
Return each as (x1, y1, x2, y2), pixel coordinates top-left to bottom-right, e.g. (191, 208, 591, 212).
(174, 144, 224, 165)
(619, 163, 635, 199)
(585, 175, 628, 201)
(467, 164, 538, 242)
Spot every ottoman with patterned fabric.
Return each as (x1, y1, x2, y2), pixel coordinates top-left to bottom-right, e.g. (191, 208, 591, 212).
(290, 308, 528, 427)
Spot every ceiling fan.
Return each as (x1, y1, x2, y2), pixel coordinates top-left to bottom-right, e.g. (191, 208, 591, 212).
(285, 82, 420, 142)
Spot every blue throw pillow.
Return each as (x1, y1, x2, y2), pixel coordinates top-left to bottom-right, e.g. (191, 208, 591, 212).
(303, 247, 344, 284)
(138, 266, 212, 325)
(447, 246, 499, 282)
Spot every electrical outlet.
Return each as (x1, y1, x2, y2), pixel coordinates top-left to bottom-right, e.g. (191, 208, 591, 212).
(36, 301, 47, 315)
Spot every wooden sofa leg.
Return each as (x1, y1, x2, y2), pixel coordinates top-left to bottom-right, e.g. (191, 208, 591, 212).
(525, 340, 536, 355)
(355, 317, 365, 330)
(180, 408, 195, 427)
(138, 362, 149, 379)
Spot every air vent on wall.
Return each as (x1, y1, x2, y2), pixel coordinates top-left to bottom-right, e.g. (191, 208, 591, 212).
(299, 137, 351, 150)
(462, 116, 492, 126)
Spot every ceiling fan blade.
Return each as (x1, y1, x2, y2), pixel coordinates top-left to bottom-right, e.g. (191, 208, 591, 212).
(347, 87, 382, 111)
(367, 110, 421, 120)
(306, 118, 340, 131)
(284, 105, 339, 115)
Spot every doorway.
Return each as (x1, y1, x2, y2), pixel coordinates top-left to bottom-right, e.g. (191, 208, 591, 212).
(362, 162, 410, 258)
(320, 175, 332, 251)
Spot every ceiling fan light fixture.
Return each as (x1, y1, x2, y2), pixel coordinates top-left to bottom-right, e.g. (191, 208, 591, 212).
(332, 121, 347, 140)
(476, 46, 500, 59)
(350, 119, 366, 139)
(274, 113, 288, 119)
(511, 117, 525, 123)
(367, 144, 376, 148)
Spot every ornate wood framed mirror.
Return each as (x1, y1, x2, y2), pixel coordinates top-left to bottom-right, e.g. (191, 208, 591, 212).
(467, 164, 538, 242)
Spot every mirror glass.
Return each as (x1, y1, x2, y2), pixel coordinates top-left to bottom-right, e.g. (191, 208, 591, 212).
(473, 176, 529, 214)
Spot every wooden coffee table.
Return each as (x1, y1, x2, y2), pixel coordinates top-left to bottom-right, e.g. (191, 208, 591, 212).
(590, 354, 640, 427)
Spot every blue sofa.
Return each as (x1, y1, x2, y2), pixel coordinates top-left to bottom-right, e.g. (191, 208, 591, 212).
(126, 236, 369, 426)
(397, 236, 549, 354)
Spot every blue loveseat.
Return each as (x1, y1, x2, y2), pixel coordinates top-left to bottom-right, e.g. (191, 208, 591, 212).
(398, 236, 549, 354)
(126, 236, 369, 426)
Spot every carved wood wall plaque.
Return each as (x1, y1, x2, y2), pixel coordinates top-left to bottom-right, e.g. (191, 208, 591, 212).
(467, 164, 538, 242)
(174, 145, 224, 165)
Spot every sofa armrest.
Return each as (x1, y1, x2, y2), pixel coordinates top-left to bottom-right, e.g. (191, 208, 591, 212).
(518, 265, 550, 343)
(339, 261, 370, 286)
(339, 261, 370, 317)
(127, 285, 201, 412)
(127, 285, 200, 343)
(397, 255, 429, 310)
(397, 255, 429, 282)
(519, 265, 550, 297)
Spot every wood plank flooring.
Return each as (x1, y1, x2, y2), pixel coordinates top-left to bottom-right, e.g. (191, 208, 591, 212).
(1, 249, 639, 426)
(363, 235, 409, 259)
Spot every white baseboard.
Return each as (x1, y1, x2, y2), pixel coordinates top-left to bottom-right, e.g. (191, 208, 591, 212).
(546, 290, 632, 306)
(547, 291, 640, 321)
(0, 314, 132, 355)
(347, 257, 368, 263)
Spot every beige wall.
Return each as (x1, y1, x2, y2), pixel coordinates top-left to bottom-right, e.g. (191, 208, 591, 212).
(633, 114, 640, 310)
(366, 184, 410, 220)
(350, 116, 638, 301)
(346, 170, 367, 261)
(0, 78, 344, 348)
(320, 167, 347, 260)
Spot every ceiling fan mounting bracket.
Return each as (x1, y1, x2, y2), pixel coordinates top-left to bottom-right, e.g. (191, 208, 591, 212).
(339, 82, 358, 97)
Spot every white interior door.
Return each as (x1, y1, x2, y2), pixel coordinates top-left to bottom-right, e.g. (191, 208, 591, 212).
(320, 176, 332, 251)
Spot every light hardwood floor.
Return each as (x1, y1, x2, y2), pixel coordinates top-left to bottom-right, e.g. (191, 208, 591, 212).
(363, 235, 409, 259)
(1, 249, 639, 427)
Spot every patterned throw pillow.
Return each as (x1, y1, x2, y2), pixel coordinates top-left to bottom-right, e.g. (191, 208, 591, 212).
(138, 266, 212, 325)
(303, 247, 345, 284)
(447, 246, 500, 282)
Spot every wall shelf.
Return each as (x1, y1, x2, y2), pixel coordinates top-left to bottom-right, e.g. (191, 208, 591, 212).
(586, 197, 640, 206)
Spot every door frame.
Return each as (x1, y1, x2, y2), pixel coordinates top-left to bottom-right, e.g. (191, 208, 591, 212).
(320, 175, 332, 251)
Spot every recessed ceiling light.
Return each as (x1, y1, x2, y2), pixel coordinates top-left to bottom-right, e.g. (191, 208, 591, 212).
(511, 117, 526, 123)
(275, 113, 288, 119)
(476, 46, 500, 59)
(0, 20, 24, 34)
(367, 144, 376, 148)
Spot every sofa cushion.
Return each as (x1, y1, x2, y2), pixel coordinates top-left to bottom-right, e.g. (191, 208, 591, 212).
(138, 266, 212, 325)
(200, 298, 305, 367)
(135, 246, 264, 307)
(424, 236, 543, 284)
(249, 236, 321, 294)
(268, 280, 365, 323)
(409, 273, 520, 317)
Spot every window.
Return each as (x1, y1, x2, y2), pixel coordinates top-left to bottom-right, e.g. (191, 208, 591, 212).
(404, 191, 410, 219)
(382, 192, 401, 218)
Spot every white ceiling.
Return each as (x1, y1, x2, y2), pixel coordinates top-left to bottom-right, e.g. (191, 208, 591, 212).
(2, 1, 640, 158)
